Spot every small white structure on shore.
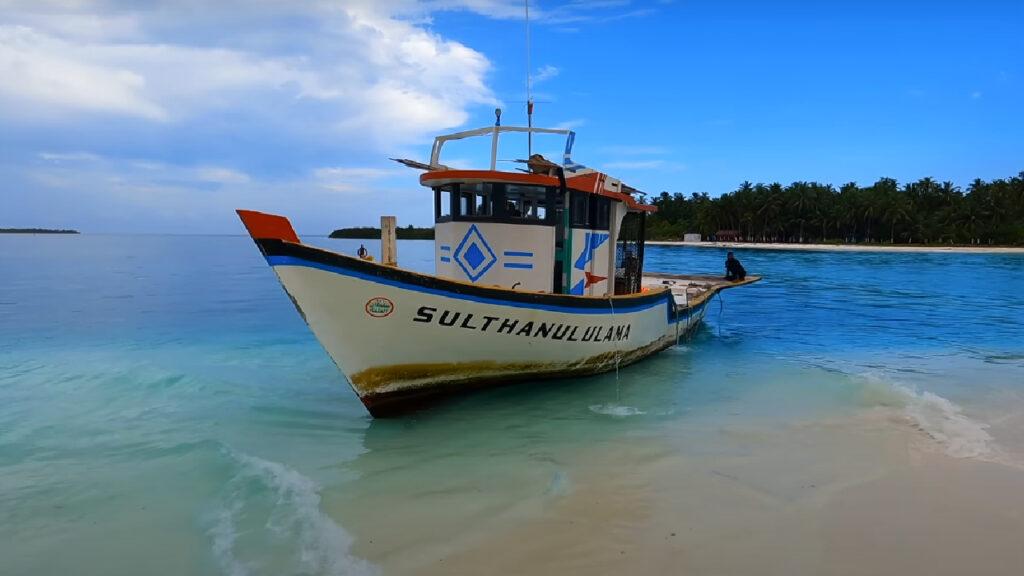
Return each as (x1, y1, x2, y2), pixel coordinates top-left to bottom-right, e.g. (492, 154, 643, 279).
(683, 233, 702, 243)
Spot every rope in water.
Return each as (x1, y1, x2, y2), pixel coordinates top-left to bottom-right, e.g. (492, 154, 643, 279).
(608, 293, 621, 402)
(717, 291, 725, 337)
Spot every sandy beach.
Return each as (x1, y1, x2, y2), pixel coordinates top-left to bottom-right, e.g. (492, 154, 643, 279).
(367, 406, 1024, 576)
(649, 241, 1024, 254)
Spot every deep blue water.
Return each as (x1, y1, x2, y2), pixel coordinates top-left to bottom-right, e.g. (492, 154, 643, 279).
(1, 235, 1022, 575)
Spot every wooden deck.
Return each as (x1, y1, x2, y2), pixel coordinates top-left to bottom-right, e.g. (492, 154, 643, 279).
(642, 273, 762, 309)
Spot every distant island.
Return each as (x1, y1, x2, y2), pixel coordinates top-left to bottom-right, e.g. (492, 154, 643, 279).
(329, 225, 434, 240)
(0, 228, 79, 234)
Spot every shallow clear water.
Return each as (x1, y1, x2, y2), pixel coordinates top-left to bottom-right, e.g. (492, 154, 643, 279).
(2, 236, 1022, 575)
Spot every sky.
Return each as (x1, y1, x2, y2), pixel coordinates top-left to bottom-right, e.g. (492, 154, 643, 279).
(1, 0, 1021, 233)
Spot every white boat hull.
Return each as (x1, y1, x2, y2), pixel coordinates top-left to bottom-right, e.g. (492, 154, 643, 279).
(239, 210, 758, 416)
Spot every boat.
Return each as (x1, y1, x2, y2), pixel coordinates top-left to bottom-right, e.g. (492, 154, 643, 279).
(237, 122, 760, 416)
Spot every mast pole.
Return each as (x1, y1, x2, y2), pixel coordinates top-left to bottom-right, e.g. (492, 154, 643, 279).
(525, 0, 533, 157)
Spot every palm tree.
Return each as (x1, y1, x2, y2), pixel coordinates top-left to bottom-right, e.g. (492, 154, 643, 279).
(881, 192, 911, 243)
(788, 182, 815, 243)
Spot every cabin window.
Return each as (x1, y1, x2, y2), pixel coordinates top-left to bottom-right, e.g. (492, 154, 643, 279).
(570, 191, 610, 230)
(504, 184, 549, 222)
(591, 196, 611, 230)
(449, 182, 554, 224)
(434, 187, 452, 221)
(456, 182, 493, 217)
(570, 191, 589, 227)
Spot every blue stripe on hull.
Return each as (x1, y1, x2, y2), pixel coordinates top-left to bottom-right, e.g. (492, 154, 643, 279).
(268, 255, 675, 315)
(267, 255, 710, 323)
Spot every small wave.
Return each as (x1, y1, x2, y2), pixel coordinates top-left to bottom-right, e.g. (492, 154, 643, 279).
(589, 403, 646, 417)
(898, 386, 995, 459)
(210, 501, 247, 576)
(983, 353, 1024, 365)
(859, 373, 995, 459)
(210, 449, 377, 576)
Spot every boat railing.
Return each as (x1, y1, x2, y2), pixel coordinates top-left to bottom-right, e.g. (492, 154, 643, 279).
(429, 125, 579, 171)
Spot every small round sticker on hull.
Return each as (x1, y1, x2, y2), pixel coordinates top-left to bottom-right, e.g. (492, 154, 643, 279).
(365, 297, 395, 318)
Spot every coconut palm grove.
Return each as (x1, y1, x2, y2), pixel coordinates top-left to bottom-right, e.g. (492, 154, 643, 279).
(646, 171, 1024, 246)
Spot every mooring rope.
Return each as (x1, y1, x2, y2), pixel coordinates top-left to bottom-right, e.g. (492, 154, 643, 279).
(608, 293, 621, 402)
(717, 291, 725, 337)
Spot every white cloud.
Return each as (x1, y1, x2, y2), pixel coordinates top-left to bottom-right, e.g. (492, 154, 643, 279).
(0, 2, 495, 144)
(196, 167, 251, 184)
(533, 64, 559, 84)
(0, 1, 663, 232)
(312, 166, 404, 192)
(13, 152, 422, 232)
(0, 26, 168, 120)
(411, 0, 652, 25)
(38, 151, 101, 162)
(553, 118, 586, 129)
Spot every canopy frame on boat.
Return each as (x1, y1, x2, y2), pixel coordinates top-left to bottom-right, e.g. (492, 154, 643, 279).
(429, 125, 579, 172)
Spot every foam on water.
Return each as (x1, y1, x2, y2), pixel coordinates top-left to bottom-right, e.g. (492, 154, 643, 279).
(210, 448, 377, 576)
(897, 385, 996, 459)
(589, 403, 646, 417)
(210, 502, 247, 576)
(859, 373, 995, 459)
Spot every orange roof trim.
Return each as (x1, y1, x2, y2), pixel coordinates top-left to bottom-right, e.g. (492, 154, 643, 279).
(420, 170, 657, 213)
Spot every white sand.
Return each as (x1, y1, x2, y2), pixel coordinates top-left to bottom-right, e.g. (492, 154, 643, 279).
(364, 408, 1024, 576)
(648, 241, 1024, 254)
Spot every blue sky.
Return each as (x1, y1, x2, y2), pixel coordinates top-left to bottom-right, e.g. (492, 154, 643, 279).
(1, 1, 1021, 233)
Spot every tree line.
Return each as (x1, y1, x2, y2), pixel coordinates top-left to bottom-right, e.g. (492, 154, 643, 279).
(645, 171, 1024, 245)
(330, 225, 434, 240)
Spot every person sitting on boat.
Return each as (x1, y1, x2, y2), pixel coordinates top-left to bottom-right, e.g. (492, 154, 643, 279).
(357, 244, 369, 260)
(725, 252, 746, 281)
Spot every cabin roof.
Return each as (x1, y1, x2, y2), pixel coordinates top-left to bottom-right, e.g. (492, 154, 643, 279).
(420, 170, 657, 213)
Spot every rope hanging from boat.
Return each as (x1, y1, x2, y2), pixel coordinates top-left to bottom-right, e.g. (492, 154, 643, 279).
(717, 292, 725, 337)
(608, 294, 622, 402)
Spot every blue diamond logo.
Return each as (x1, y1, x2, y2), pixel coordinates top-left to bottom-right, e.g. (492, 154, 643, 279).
(453, 224, 497, 282)
(464, 244, 485, 270)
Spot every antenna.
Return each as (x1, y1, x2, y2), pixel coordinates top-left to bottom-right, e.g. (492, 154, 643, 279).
(525, 0, 533, 157)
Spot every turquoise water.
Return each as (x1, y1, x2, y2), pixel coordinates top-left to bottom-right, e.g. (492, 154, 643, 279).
(2, 236, 1023, 575)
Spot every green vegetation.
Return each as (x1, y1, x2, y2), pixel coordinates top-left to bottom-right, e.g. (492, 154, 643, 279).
(0, 228, 79, 234)
(646, 172, 1024, 245)
(329, 225, 434, 240)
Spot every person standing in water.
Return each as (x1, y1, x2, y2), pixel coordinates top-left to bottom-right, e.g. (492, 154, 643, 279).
(725, 251, 746, 281)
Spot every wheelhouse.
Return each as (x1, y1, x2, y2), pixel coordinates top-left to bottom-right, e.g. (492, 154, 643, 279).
(397, 124, 656, 296)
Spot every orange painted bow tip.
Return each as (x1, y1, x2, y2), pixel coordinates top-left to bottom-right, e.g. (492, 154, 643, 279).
(236, 209, 301, 244)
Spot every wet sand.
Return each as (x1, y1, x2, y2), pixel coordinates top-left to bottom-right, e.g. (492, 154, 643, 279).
(648, 241, 1024, 254)
(363, 408, 1024, 575)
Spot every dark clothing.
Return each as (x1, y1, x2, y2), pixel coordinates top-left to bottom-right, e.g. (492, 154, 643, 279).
(725, 257, 746, 281)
